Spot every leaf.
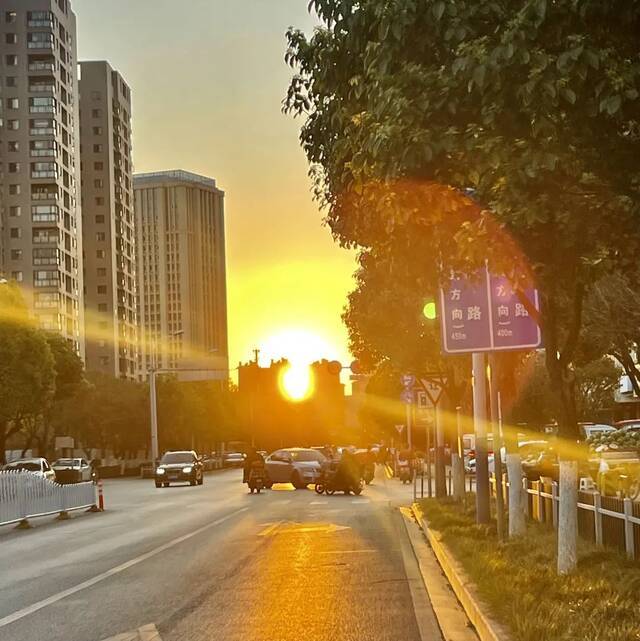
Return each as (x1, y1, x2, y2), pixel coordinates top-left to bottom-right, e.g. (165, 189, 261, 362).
(473, 64, 486, 89)
(562, 87, 576, 105)
(433, 1, 445, 21)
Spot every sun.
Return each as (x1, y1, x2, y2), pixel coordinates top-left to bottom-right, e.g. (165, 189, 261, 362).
(280, 363, 313, 402)
(258, 328, 340, 402)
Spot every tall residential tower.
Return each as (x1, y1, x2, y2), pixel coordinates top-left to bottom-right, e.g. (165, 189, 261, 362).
(134, 171, 228, 380)
(0, 0, 84, 355)
(79, 61, 137, 379)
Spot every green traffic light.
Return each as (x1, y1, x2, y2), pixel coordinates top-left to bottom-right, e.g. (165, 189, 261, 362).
(423, 301, 437, 320)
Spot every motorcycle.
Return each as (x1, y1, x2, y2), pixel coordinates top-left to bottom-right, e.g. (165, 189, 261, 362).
(315, 465, 363, 495)
(247, 461, 265, 494)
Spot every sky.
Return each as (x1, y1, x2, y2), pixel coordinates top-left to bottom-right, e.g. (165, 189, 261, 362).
(73, 0, 356, 370)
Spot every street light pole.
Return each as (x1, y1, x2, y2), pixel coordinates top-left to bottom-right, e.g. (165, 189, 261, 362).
(150, 368, 159, 464)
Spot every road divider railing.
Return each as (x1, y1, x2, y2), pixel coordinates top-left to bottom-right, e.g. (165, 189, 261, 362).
(0, 470, 98, 528)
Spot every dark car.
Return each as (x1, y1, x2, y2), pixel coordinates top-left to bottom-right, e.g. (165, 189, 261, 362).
(155, 451, 204, 488)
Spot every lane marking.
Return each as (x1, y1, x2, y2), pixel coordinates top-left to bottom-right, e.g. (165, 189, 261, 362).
(275, 499, 291, 505)
(351, 499, 370, 504)
(0, 508, 248, 630)
(309, 500, 328, 505)
(101, 623, 162, 641)
(319, 549, 377, 554)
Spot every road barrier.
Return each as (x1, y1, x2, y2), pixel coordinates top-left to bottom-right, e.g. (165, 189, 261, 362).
(0, 470, 97, 528)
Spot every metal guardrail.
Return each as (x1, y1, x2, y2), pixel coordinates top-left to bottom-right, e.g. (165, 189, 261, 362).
(0, 470, 97, 527)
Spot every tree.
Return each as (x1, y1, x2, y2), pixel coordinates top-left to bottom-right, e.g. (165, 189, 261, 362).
(286, 0, 640, 572)
(0, 282, 55, 463)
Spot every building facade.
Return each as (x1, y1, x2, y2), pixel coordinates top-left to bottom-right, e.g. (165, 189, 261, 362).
(0, 0, 84, 356)
(134, 170, 228, 380)
(79, 60, 137, 379)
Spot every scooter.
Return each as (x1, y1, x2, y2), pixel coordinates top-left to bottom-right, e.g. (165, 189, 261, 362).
(363, 463, 375, 485)
(316, 466, 363, 495)
(247, 461, 265, 494)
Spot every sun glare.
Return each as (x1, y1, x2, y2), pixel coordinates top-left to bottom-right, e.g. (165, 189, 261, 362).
(280, 363, 313, 402)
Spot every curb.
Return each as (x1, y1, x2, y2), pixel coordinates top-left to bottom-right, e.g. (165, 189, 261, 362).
(412, 503, 512, 641)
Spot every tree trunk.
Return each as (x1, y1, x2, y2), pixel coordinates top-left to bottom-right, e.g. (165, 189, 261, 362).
(506, 453, 526, 537)
(557, 459, 579, 574)
(0, 424, 7, 465)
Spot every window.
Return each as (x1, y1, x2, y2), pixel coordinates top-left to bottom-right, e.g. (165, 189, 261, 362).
(7, 119, 19, 130)
(33, 229, 58, 244)
(94, 179, 104, 188)
(9, 184, 20, 195)
(7, 97, 18, 109)
(27, 32, 54, 49)
(30, 118, 55, 135)
(9, 206, 21, 217)
(34, 292, 59, 309)
(6, 76, 16, 87)
(8, 141, 18, 151)
(92, 126, 103, 135)
(98, 303, 108, 312)
(32, 205, 58, 222)
(96, 232, 106, 242)
(5, 55, 17, 66)
(10, 249, 22, 260)
(10, 228, 21, 239)
(34, 270, 59, 288)
(8, 163, 19, 173)
(97, 285, 107, 294)
(95, 197, 104, 206)
(5, 33, 16, 44)
(29, 96, 56, 113)
(97, 267, 107, 277)
(93, 144, 103, 153)
(94, 162, 104, 171)
(95, 214, 105, 223)
(96, 250, 106, 259)
(33, 247, 58, 265)
(91, 109, 102, 118)
(5, 11, 16, 22)
(11, 271, 23, 282)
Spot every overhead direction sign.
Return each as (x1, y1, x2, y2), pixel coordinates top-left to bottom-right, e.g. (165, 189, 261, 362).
(440, 267, 541, 354)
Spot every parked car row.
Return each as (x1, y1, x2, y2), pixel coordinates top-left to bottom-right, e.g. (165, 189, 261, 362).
(2, 457, 95, 483)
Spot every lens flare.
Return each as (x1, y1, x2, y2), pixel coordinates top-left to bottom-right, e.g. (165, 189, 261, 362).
(280, 363, 313, 402)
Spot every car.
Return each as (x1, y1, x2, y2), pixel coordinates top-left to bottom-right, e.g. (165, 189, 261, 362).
(579, 423, 616, 440)
(52, 458, 94, 484)
(155, 451, 204, 488)
(223, 452, 246, 468)
(3, 457, 56, 481)
(264, 448, 326, 489)
(615, 419, 640, 434)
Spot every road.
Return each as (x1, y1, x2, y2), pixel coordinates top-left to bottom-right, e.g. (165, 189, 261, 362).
(0, 468, 442, 641)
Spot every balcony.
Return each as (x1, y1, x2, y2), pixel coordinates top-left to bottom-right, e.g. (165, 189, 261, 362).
(31, 171, 57, 179)
(29, 61, 55, 72)
(29, 84, 56, 94)
(30, 127, 56, 136)
(31, 149, 56, 158)
(28, 41, 54, 50)
(30, 105, 56, 114)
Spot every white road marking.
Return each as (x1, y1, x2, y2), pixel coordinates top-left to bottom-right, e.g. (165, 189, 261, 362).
(276, 499, 291, 505)
(0, 509, 248, 630)
(309, 500, 329, 505)
(101, 623, 162, 641)
(319, 549, 377, 554)
(351, 499, 370, 504)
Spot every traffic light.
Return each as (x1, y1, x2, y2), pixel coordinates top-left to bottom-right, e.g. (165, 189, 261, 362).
(423, 300, 437, 320)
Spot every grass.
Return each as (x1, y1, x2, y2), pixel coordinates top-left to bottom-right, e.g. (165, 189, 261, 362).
(418, 497, 640, 641)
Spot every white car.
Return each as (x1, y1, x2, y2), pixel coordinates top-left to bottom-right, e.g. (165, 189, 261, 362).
(52, 458, 94, 484)
(3, 457, 56, 481)
(264, 448, 326, 489)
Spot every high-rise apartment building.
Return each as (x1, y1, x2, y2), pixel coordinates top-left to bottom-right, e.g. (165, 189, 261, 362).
(0, 0, 84, 355)
(134, 170, 228, 380)
(79, 61, 137, 379)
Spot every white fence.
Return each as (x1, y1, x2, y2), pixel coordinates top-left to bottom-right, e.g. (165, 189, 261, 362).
(0, 471, 97, 527)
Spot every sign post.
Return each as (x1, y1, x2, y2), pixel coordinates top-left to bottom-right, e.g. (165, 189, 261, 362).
(421, 378, 446, 498)
(401, 375, 416, 450)
(440, 267, 541, 526)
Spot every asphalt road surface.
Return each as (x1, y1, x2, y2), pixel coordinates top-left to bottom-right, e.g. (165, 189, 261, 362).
(0, 467, 442, 641)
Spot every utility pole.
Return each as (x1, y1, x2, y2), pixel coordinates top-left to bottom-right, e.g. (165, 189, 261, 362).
(253, 348, 260, 364)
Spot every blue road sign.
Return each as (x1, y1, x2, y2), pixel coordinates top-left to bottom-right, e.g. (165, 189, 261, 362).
(440, 267, 541, 354)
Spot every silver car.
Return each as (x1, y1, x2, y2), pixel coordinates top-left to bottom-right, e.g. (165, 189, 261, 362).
(264, 448, 326, 489)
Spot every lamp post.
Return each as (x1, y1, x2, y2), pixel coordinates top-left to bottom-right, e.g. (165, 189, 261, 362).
(149, 329, 184, 465)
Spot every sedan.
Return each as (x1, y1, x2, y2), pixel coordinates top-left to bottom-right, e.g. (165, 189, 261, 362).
(52, 458, 94, 484)
(3, 457, 56, 482)
(155, 451, 204, 488)
(223, 452, 246, 468)
(615, 420, 640, 434)
(264, 448, 326, 489)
